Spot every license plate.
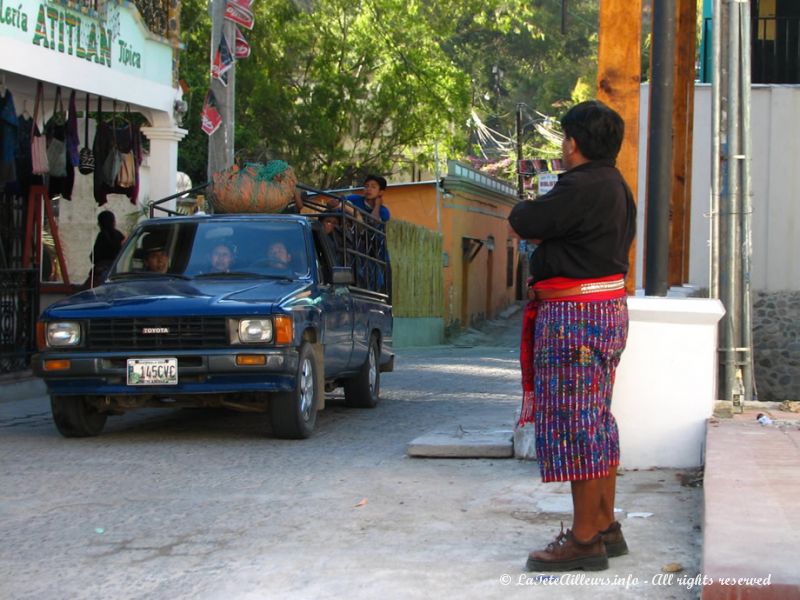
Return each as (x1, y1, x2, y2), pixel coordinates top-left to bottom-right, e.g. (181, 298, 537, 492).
(127, 358, 178, 386)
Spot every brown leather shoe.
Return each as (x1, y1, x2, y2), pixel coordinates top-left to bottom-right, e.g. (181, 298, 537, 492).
(600, 521, 629, 557)
(526, 526, 609, 572)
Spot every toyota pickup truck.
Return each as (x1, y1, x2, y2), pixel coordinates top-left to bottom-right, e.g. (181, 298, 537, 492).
(32, 211, 393, 439)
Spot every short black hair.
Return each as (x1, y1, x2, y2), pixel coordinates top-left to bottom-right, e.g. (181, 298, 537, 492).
(97, 210, 115, 229)
(142, 232, 166, 253)
(364, 174, 387, 190)
(560, 100, 624, 161)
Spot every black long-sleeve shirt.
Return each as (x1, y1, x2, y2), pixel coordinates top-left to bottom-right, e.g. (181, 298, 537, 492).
(508, 159, 636, 282)
(92, 228, 125, 265)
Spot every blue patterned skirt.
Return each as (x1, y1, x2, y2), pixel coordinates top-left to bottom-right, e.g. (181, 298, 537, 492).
(533, 297, 628, 482)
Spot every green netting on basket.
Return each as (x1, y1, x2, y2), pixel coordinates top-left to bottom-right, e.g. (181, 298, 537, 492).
(246, 160, 290, 182)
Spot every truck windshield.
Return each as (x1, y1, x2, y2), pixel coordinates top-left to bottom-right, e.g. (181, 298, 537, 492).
(110, 220, 309, 280)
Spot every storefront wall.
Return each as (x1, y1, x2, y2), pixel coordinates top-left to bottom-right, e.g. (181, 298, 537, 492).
(1, 2, 186, 372)
(1, 0, 185, 289)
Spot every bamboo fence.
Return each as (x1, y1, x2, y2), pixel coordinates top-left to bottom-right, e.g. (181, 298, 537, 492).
(386, 220, 443, 318)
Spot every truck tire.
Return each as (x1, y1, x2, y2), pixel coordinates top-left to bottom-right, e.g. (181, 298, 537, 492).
(50, 396, 107, 437)
(270, 342, 318, 439)
(344, 334, 380, 408)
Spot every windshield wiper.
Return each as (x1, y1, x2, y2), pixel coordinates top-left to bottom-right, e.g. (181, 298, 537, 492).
(193, 271, 263, 279)
(109, 271, 191, 281)
(191, 271, 298, 281)
(263, 273, 297, 281)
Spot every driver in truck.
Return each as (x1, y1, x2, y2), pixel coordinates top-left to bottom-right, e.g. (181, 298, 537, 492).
(264, 241, 292, 271)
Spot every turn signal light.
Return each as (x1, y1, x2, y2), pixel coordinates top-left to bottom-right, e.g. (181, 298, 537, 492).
(43, 359, 71, 371)
(273, 316, 293, 345)
(236, 355, 267, 366)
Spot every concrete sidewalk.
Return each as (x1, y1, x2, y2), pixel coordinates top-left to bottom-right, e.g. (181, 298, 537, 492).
(702, 405, 800, 599)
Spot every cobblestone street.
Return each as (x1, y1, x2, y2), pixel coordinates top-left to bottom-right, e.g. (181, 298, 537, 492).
(0, 310, 702, 600)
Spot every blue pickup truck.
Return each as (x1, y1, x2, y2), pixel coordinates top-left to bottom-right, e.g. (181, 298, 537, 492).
(32, 212, 393, 439)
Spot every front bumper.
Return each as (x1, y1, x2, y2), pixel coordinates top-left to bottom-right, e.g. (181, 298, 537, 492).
(32, 347, 299, 397)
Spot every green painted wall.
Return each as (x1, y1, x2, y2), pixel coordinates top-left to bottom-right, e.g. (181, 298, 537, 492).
(393, 317, 445, 347)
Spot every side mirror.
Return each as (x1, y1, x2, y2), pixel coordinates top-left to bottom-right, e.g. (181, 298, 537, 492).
(332, 266, 354, 285)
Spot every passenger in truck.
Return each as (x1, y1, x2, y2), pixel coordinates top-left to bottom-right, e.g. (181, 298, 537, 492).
(141, 234, 169, 273)
(209, 242, 235, 273)
(321, 216, 345, 264)
(263, 240, 292, 271)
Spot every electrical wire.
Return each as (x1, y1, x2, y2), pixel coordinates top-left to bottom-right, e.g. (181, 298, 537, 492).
(469, 110, 514, 158)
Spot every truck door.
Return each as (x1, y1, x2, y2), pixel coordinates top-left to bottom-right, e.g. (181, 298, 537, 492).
(313, 230, 354, 376)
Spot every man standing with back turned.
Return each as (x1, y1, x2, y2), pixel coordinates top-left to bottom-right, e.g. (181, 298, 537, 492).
(508, 100, 636, 572)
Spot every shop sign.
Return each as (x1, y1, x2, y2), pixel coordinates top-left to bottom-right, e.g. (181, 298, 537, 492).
(1, 1, 172, 83)
(31, 4, 114, 66)
(0, 0, 28, 32)
(537, 173, 559, 196)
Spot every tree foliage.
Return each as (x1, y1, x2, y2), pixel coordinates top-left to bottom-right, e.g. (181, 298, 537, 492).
(176, 0, 213, 187)
(234, 0, 471, 188)
(177, 0, 600, 188)
(426, 0, 599, 163)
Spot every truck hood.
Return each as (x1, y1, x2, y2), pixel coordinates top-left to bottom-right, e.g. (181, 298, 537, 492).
(41, 278, 313, 319)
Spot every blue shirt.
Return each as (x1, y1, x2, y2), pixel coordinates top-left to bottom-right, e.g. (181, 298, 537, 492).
(345, 194, 391, 222)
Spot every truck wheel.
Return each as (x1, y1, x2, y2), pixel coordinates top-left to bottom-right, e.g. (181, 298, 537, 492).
(270, 342, 318, 439)
(50, 396, 107, 437)
(344, 334, 380, 408)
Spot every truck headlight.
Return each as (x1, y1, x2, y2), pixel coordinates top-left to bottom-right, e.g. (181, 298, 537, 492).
(46, 322, 82, 347)
(237, 319, 273, 343)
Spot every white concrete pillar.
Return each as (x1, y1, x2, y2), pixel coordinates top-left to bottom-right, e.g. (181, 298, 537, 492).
(140, 125, 188, 214)
(614, 297, 726, 469)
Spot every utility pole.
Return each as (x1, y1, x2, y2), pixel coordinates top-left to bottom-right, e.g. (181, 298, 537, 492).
(669, 0, 699, 286)
(644, 0, 676, 296)
(207, 0, 236, 185)
(597, 0, 642, 294)
(713, 0, 755, 407)
(516, 103, 524, 199)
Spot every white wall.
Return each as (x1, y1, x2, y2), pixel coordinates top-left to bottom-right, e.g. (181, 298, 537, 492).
(55, 165, 149, 285)
(637, 83, 800, 293)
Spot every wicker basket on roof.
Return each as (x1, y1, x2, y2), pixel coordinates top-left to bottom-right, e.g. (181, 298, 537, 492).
(211, 161, 298, 213)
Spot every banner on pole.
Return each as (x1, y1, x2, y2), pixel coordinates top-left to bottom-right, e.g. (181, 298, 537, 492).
(201, 90, 223, 136)
(224, 0, 254, 30)
(234, 26, 251, 59)
(212, 33, 235, 81)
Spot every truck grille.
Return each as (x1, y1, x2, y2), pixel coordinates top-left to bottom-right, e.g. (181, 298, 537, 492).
(86, 317, 229, 350)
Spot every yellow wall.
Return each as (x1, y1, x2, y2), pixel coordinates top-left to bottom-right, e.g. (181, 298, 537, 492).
(384, 183, 519, 330)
